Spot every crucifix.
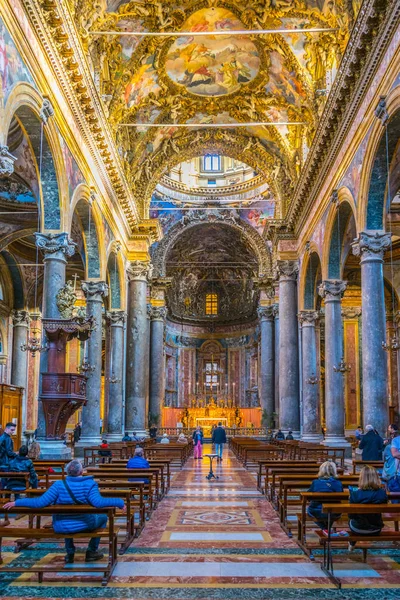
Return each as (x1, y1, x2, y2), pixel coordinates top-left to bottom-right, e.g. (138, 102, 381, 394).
(72, 273, 80, 291)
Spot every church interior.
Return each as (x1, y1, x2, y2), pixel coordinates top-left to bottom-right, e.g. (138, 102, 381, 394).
(0, 0, 400, 597)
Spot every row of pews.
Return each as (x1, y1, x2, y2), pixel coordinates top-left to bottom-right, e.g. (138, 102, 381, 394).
(0, 439, 193, 585)
(231, 436, 400, 589)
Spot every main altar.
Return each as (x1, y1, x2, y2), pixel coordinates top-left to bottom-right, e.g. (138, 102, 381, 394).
(179, 398, 241, 437)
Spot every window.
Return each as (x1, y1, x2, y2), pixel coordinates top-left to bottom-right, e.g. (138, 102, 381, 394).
(203, 154, 221, 172)
(205, 362, 219, 390)
(205, 293, 218, 315)
(207, 178, 216, 186)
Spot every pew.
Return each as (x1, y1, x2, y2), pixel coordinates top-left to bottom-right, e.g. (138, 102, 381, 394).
(0, 505, 118, 585)
(319, 502, 400, 588)
(352, 460, 384, 474)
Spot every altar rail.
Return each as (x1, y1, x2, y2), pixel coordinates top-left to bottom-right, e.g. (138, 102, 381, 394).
(158, 427, 267, 438)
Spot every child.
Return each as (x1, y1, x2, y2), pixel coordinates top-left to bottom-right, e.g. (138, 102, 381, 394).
(348, 465, 387, 550)
(307, 461, 345, 536)
(98, 439, 112, 463)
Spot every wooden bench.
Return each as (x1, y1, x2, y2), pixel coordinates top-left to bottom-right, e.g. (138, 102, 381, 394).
(25, 487, 136, 554)
(90, 473, 154, 518)
(89, 466, 163, 502)
(319, 502, 400, 588)
(256, 460, 320, 492)
(0, 505, 118, 585)
(352, 460, 384, 474)
(105, 458, 172, 493)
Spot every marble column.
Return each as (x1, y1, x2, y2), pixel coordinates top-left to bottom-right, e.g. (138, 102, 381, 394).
(11, 310, 30, 436)
(352, 231, 391, 436)
(258, 306, 275, 420)
(125, 260, 151, 436)
(299, 311, 321, 441)
(277, 261, 300, 434)
(273, 304, 279, 422)
(149, 306, 167, 424)
(105, 310, 126, 440)
(35, 233, 76, 454)
(318, 280, 347, 444)
(78, 281, 108, 446)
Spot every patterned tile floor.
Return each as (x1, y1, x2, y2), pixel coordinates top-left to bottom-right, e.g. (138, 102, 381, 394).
(1, 445, 400, 599)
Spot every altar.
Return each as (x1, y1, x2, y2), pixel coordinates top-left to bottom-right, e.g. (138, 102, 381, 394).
(178, 398, 240, 437)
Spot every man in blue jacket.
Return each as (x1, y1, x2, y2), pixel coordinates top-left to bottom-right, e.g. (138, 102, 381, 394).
(212, 422, 227, 461)
(126, 447, 150, 483)
(4, 459, 125, 563)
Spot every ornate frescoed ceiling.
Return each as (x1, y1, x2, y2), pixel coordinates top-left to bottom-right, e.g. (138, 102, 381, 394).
(71, 0, 359, 223)
(164, 222, 260, 324)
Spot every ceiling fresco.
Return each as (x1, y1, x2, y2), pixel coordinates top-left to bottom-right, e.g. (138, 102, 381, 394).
(164, 222, 260, 323)
(74, 0, 359, 216)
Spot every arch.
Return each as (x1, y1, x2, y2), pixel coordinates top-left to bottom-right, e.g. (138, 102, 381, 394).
(106, 242, 125, 310)
(151, 210, 272, 279)
(323, 189, 357, 280)
(134, 129, 293, 217)
(69, 184, 104, 280)
(3, 83, 68, 231)
(358, 86, 400, 231)
(0, 251, 24, 309)
(299, 243, 322, 310)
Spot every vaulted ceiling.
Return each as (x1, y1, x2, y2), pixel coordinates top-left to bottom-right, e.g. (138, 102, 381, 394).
(71, 0, 358, 218)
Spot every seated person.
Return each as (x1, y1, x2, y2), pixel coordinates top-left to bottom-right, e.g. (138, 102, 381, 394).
(28, 439, 41, 460)
(149, 425, 158, 439)
(348, 465, 388, 550)
(307, 461, 344, 536)
(160, 433, 170, 444)
(122, 432, 132, 442)
(177, 433, 187, 444)
(5, 445, 38, 497)
(285, 430, 294, 440)
(4, 459, 125, 563)
(126, 447, 150, 483)
(131, 432, 140, 442)
(275, 429, 285, 440)
(98, 440, 112, 463)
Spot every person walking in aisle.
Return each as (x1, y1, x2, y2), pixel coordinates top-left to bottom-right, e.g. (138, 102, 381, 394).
(193, 426, 203, 460)
(212, 422, 227, 462)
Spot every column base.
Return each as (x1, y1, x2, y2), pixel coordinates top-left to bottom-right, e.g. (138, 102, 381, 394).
(105, 433, 124, 442)
(301, 433, 324, 442)
(38, 440, 71, 460)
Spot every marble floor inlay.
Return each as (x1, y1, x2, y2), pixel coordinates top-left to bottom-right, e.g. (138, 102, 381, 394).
(2, 443, 400, 600)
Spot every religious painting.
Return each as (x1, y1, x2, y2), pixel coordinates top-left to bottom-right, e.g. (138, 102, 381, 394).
(339, 127, 372, 204)
(59, 137, 85, 201)
(0, 18, 34, 104)
(265, 50, 307, 107)
(124, 54, 160, 108)
(116, 18, 146, 62)
(165, 8, 260, 97)
(241, 199, 276, 235)
(186, 111, 237, 125)
(150, 194, 182, 234)
(13, 136, 40, 200)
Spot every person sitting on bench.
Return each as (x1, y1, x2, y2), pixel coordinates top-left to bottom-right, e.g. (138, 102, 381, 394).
(98, 439, 112, 463)
(126, 447, 150, 483)
(307, 461, 345, 537)
(4, 459, 125, 564)
(4, 445, 38, 498)
(348, 465, 388, 551)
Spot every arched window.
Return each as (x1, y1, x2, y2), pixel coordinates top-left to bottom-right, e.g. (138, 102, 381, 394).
(203, 154, 221, 172)
(205, 293, 218, 315)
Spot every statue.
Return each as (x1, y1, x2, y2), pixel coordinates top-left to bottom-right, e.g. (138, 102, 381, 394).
(56, 281, 77, 319)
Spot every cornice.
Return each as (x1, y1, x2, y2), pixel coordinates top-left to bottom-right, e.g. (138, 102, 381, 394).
(286, 0, 399, 235)
(19, 0, 139, 232)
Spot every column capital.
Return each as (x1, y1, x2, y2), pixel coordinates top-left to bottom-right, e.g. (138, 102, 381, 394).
(106, 310, 126, 326)
(0, 145, 17, 177)
(35, 232, 76, 259)
(149, 305, 167, 322)
(352, 231, 391, 261)
(81, 281, 108, 302)
(318, 280, 347, 301)
(298, 310, 319, 326)
(11, 309, 30, 326)
(342, 306, 362, 319)
(272, 303, 279, 318)
(257, 306, 274, 321)
(127, 260, 152, 282)
(275, 260, 299, 282)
